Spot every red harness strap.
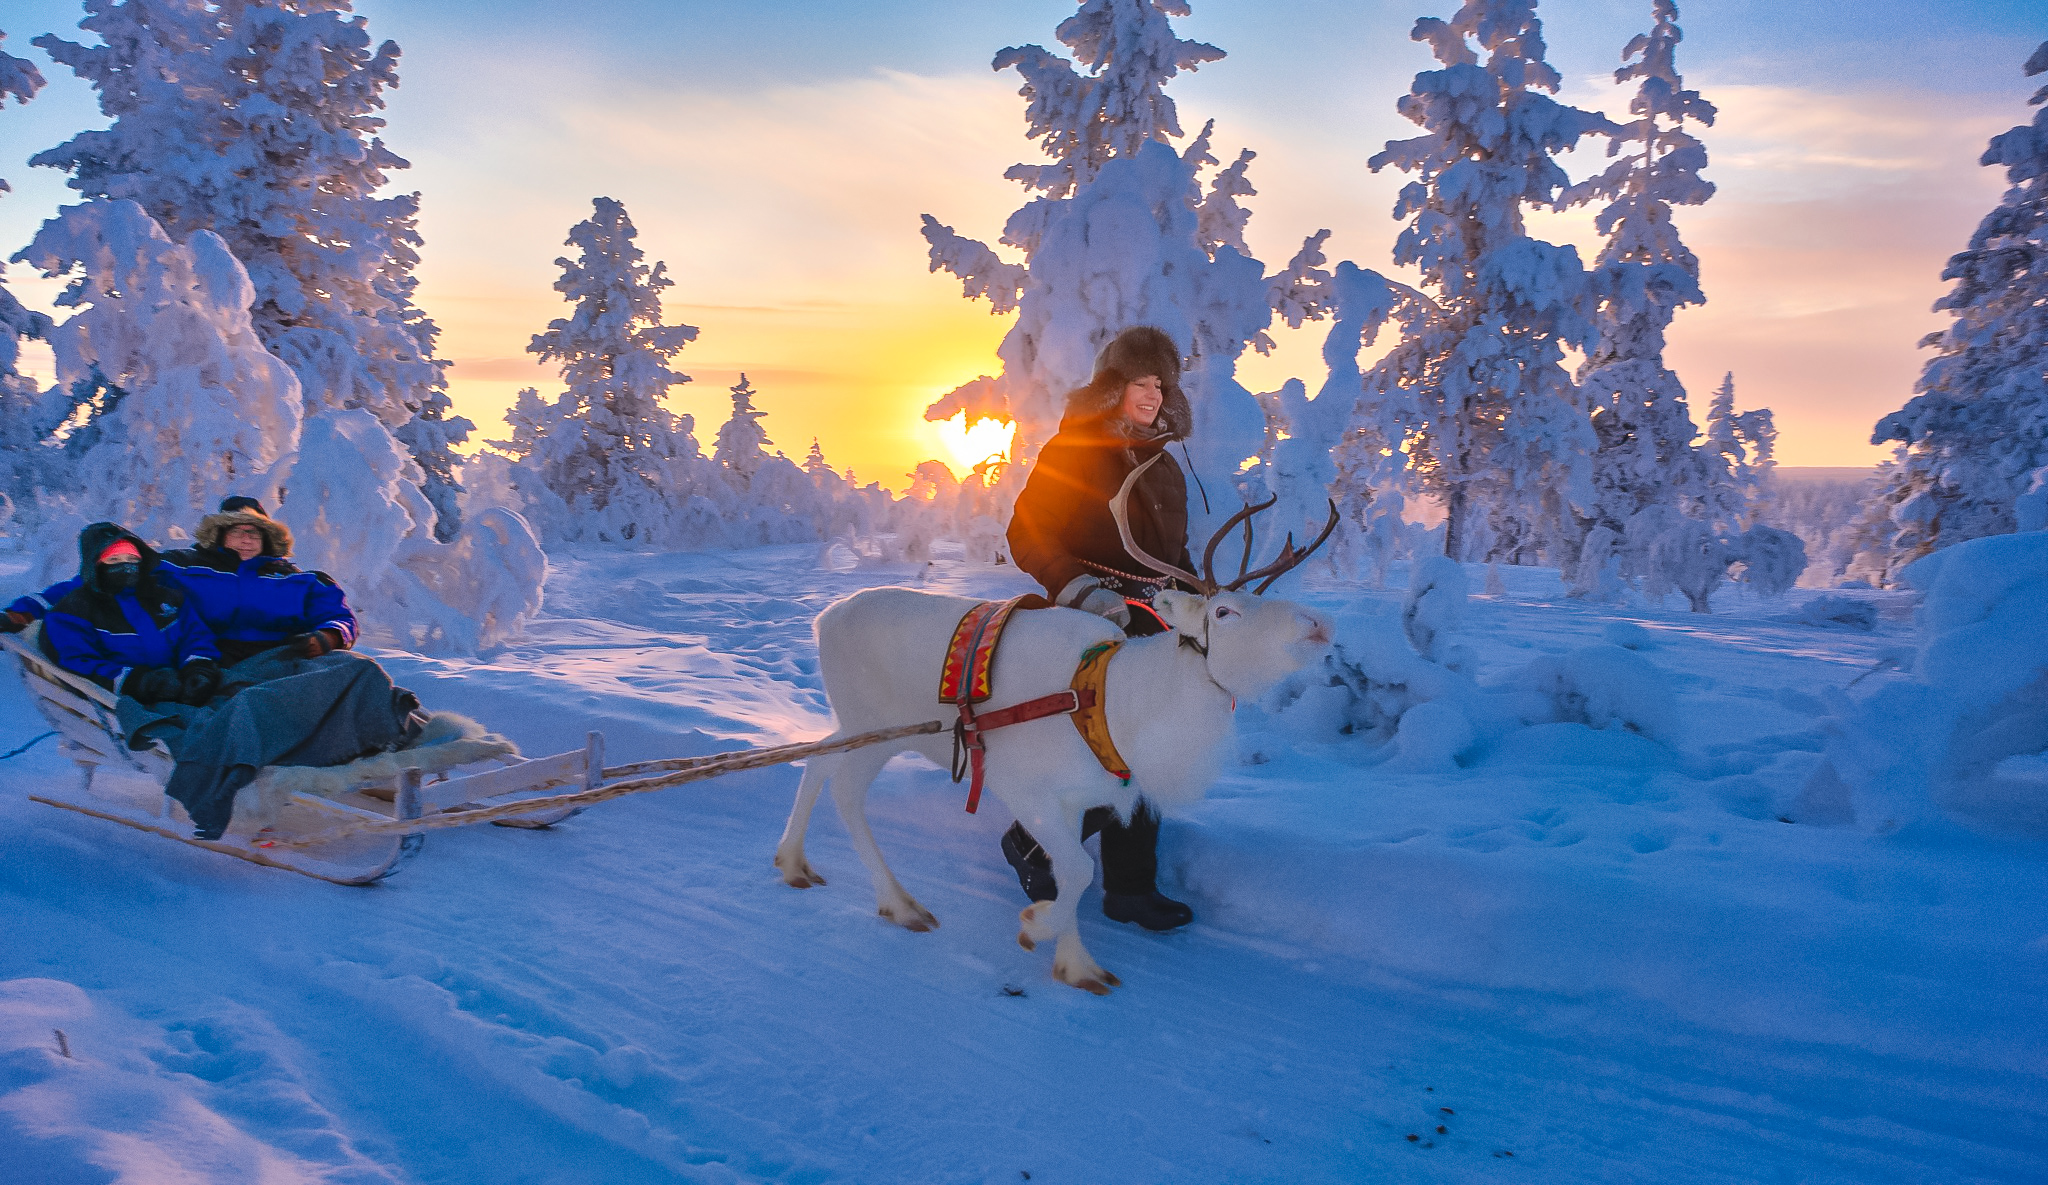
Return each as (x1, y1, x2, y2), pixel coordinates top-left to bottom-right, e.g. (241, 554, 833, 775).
(950, 688, 1100, 812)
(938, 594, 1053, 813)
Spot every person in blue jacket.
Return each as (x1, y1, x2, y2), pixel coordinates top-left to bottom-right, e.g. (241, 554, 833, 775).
(41, 523, 222, 706)
(156, 497, 358, 665)
(1, 496, 359, 667)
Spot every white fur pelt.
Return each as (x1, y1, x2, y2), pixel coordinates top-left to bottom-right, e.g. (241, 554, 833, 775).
(236, 711, 519, 829)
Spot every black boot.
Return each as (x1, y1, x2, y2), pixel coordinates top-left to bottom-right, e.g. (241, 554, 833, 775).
(1001, 822, 1057, 903)
(1102, 890, 1194, 931)
(1089, 801, 1193, 931)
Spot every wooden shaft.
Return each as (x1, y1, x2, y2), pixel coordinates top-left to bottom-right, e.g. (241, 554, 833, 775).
(268, 718, 946, 848)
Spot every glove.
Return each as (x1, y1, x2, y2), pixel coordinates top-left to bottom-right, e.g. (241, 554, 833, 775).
(179, 659, 222, 706)
(124, 666, 183, 705)
(1058, 575, 1131, 629)
(1078, 586, 1132, 628)
(290, 628, 344, 658)
(0, 610, 28, 633)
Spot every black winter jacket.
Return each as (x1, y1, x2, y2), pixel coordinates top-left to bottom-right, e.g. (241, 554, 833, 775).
(1008, 410, 1198, 601)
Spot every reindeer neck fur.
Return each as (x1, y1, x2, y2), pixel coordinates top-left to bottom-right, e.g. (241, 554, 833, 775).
(1103, 629, 1235, 811)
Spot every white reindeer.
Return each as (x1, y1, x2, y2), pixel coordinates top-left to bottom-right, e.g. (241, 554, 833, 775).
(775, 463, 1337, 993)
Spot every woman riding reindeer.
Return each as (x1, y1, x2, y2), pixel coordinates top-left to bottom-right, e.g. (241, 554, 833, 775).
(1003, 325, 1201, 933)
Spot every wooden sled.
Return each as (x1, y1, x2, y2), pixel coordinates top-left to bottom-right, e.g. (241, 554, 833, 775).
(2, 629, 605, 885)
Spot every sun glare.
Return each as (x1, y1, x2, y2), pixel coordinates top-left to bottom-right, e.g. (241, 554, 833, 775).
(933, 411, 1015, 478)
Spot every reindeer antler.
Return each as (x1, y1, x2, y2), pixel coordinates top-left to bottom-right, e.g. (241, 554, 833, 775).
(1111, 456, 1212, 593)
(1202, 494, 1278, 589)
(1240, 499, 1341, 593)
(1111, 457, 1342, 597)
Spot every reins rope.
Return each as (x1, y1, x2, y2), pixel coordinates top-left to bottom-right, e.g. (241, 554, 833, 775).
(265, 719, 946, 849)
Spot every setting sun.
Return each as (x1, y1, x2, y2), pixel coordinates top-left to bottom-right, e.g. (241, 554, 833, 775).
(931, 411, 1015, 478)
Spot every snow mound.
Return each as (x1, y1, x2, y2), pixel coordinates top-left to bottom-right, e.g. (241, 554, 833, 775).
(1820, 530, 2048, 833)
(1602, 620, 1659, 650)
(283, 410, 546, 653)
(1508, 644, 1679, 742)
(0, 977, 398, 1182)
(1795, 594, 1878, 631)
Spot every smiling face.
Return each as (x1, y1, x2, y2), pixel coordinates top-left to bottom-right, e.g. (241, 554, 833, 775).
(222, 524, 266, 561)
(1119, 375, 1164, 428)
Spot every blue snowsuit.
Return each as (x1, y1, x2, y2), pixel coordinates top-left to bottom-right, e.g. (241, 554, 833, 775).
(10, 546, 357, 666)
(155, 545, 358, 665)
(41, 523, 220, 694)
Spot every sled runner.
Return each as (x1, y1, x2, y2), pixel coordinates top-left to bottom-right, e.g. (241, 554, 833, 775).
(2, 628, 603, 885)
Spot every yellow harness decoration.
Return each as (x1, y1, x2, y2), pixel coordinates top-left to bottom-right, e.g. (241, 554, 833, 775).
(1068, 641, 1131, 785)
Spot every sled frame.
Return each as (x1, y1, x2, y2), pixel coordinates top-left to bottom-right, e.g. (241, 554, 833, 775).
(2, 629, 601, 885)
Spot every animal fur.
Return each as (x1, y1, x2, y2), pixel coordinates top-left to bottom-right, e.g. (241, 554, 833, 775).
(237, 711, 519, 828)
(194, 508, 293, 556)
(774, 586, 1331, 995)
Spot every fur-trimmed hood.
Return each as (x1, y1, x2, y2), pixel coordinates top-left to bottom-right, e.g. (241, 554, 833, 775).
(1060, 325, 1192, 441)
(195, 509, 293, 557)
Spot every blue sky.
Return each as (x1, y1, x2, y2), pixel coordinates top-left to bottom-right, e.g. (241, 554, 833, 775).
(3, 1, 2045, 480)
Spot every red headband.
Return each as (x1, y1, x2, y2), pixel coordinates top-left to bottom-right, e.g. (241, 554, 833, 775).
(97, 539, 141, 565)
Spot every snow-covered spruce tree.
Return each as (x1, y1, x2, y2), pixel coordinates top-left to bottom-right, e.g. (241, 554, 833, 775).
(31, 0, 472, 537)
(921, 0, 1353, 544)
(516, 197, 709, 547)
(0, 30, 56, 528)
(14, 200, 303, 545)
(1860, 41, 2048, 579)
(713, 374, 772, 484)
(709, 374, 825, 546)
(1363, 0, 1610, 564)
(1700, 371, 1775, 528)
(1560, 1, 1727, 549)
(1278, 259, 1407, 590)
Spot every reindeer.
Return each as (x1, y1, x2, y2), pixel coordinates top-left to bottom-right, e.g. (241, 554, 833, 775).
(774, 458, 1337, 993)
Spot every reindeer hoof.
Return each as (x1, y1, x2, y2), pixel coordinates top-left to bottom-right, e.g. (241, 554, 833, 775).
(775, 855, 825, 888)
(1101, 970, 1121, 987)
(1073, 978, 1112, 996)
(879, 901, 938, 932)
(1017, 931, 1035, 952)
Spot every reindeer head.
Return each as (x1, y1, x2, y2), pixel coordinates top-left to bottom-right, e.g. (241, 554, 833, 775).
(1112, 458, 1337, 700)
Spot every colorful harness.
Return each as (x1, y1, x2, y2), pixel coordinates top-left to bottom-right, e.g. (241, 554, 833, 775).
(942, 597, 1133, 812)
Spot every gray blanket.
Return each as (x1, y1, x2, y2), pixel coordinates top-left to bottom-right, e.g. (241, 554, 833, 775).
(119, 649, 425, 839)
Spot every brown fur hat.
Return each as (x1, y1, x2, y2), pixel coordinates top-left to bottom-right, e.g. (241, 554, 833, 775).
(195, 509, 293, 557)
(1063, 325, 1192, 440)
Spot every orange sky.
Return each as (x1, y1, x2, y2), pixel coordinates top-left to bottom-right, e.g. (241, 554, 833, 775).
(2, 4, 2034, 490)
(409, 63, 2018, 488)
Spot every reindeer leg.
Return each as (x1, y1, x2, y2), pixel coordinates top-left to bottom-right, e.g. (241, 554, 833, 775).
(774, 752, 835, 888)
(827, 747, 938, 932)
(1017, 807, 1117, 995)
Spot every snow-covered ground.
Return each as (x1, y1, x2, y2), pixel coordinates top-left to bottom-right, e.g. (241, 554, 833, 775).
(2, 547, 2044, 1184)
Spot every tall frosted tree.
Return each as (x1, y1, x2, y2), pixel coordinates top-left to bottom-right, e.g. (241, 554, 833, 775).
(1862, 41, 2048, 577)
(515, 197, 703, 544)
(1364, 0, 1611, 563)
(921, 0, 1347, 539)
(31, 0, 471, 536)
(16, 200, 303, 544)
(714, 373, 773, 484)
(1701, 371, 1775, 527)
(0, 30, 56, 518)
(1561, 1, 1731, 540)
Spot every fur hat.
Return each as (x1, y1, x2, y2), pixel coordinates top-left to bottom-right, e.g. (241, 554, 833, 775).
(196, 508, 293, 557)
(1063, 325, 1193, 440)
